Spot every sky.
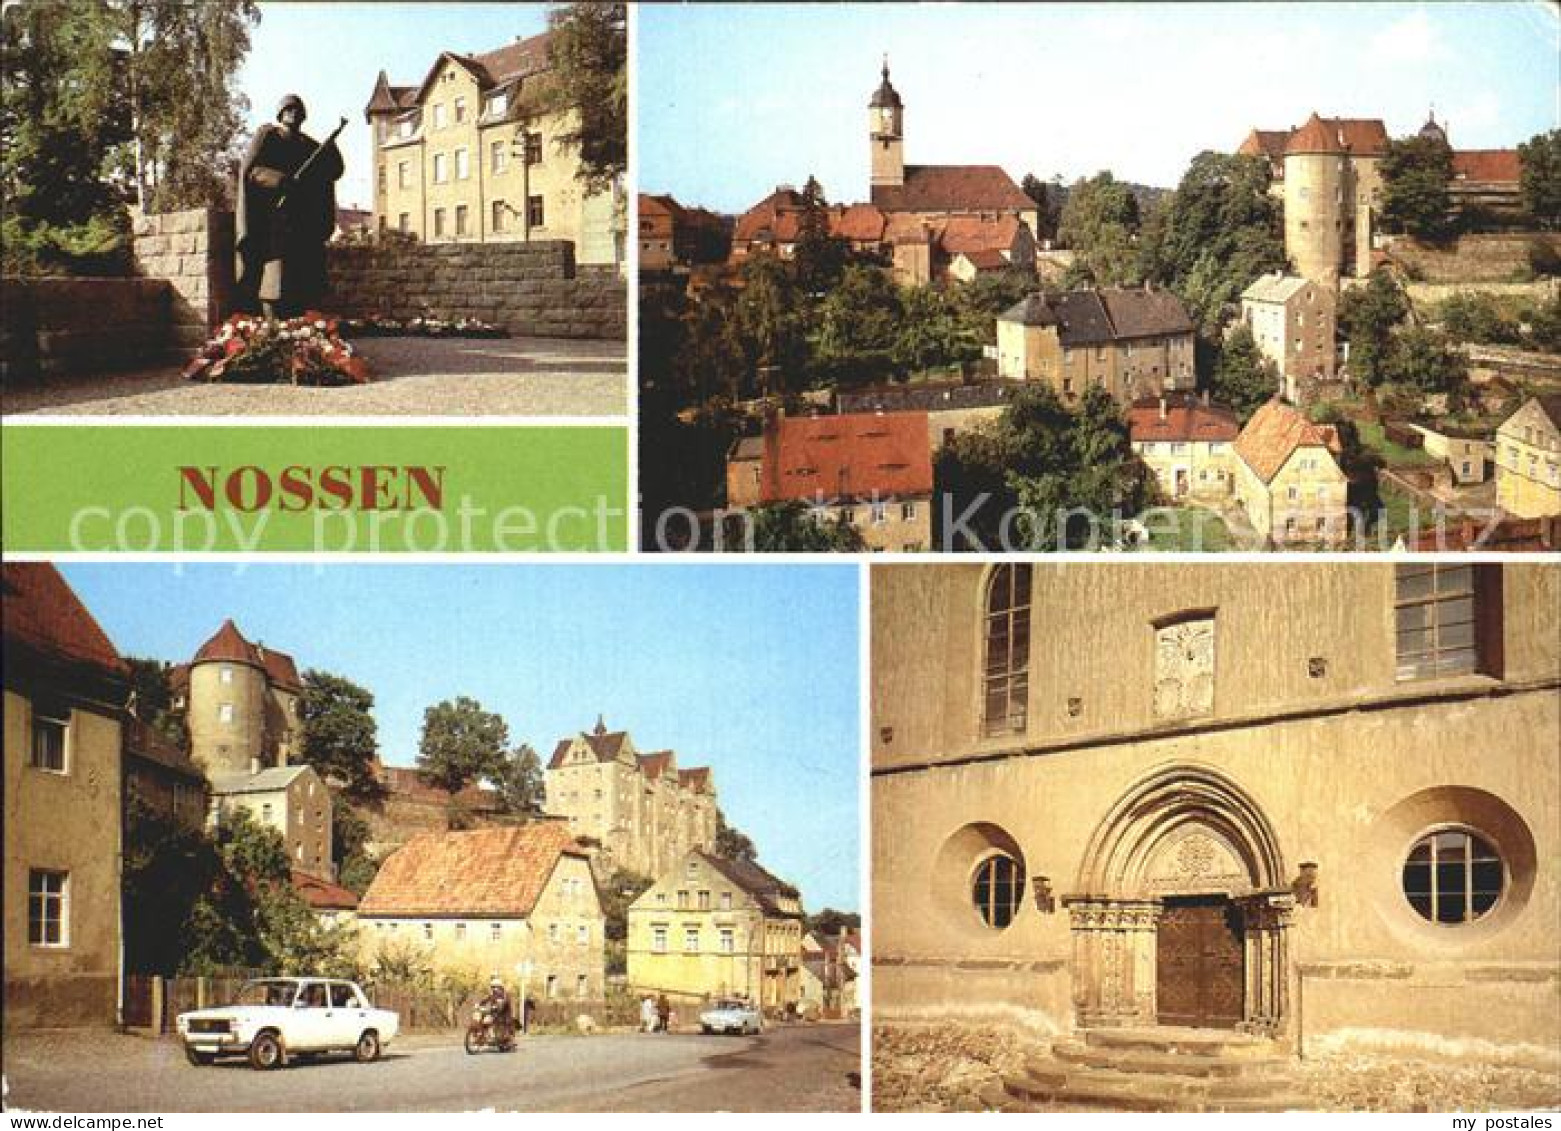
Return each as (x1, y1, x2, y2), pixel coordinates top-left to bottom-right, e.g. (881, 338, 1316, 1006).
(60, 563, 862, 913)
(639, 1, 1561, 214)
(238, 2, 554, 209)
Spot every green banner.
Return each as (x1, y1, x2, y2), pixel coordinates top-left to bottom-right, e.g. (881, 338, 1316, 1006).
(2, 425, 627, 552)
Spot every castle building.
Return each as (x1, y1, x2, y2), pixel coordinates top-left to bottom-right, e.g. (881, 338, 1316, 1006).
(871, 563, 1560, 1094)
(544, 718, 718, 879)
(996, 288, 1197, 405)
(1239, 111, 1524, 289)
(364, 31, 625, 268)
(626, 850, 805, 1010)
(173, 620, 333, 878)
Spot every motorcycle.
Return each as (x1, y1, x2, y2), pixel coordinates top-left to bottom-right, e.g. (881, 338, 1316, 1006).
(464, 1003, 517, 1054)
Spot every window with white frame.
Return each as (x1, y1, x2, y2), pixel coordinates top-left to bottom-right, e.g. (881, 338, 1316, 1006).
(491, 922, 502, 942)
(491, 140, 506, 175)
(652, 925, 668, 953)
(454, 147, 469, 181)
(220, 666, 233, 684)
(719, 891, 732, 911)
(453, 96, 466, 123)
(28, 869, 68, 946)
(432, 102, 446, 130)
(576, 974, 588, 997)
(398, 161, 410, 189)
(30, 707, 67, 772)
(492, 199, 506, 233)
(576, 924, 588, 944)
(719, 927, 735, 953)
(684, 926, 699, 953)
(218, 702, 234, 724)
(433, 153, 447, 183)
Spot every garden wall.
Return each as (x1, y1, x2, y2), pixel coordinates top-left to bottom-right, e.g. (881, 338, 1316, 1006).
(326, 241, 626, 341)
(0, 277, 175, 384)
(1383, 233, 1561, 284)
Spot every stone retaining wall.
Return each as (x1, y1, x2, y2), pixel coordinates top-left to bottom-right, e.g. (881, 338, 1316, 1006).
(326, 241, 625, 340)
(131, 207, 236, 351)
(0, 276, 174, 383)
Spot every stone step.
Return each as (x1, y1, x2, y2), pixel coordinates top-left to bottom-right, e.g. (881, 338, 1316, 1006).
(1049, 1040, 1293, 1079)
(1023, 1062, 1286, 1101)
(1084, 1025, 1276, 1059)
(1002, 1064, 1309, 1113)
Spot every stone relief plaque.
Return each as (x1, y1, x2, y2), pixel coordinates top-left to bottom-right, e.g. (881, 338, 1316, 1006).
(1153, 617, 1215, 719)
(1143, 829, 1250, 894)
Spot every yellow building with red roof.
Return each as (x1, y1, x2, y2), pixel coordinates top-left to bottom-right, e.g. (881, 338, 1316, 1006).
(1232, 399, 1349, 546)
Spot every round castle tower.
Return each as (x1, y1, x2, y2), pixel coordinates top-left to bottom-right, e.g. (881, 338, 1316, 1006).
(186, 619, 269, 778)
(1283, 112, 1345, 289)
(869, 59, 904, 190)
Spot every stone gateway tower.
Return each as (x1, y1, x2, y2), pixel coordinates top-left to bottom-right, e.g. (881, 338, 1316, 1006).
(868, 60, 904, 191)
(181, 619, 302, 778)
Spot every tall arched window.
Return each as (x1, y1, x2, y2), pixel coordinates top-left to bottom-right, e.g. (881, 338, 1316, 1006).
(983, 564, 1032, 737)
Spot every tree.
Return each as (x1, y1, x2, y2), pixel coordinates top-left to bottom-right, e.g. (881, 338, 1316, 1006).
(491, 743, 545, 815)
(416, 696, 511, 794)
(599, 866, 652, 975)
(1526, 295, 1561, 353)
(894, 284, 981, 373)
(1139, 152, 1285, 335)
(118, 0, 260, 212)
(714, 809, 760, 864)
(1379, 134, 1454, 239)
(1437, 292, 1519, 346)
(123, 798, 224, 973)
(748, 502, 867, 552)
(793, 175, 850, 295)
(1338, 269, 1409, 386)
(331, 800, 378, 896)
(1518, 129, 1561, 229)
(814, 262, 901, 384)
(298, 670, 383, 802)
(1384, 325, 1469, 398)
(1212, 324, 1280, 421)
(543, 1, 626, 193)
(805, 908, 861, 937)
(935, 385, 1153, 550)
(1056, 171, 1142, 287)
(0, 1, 133, 274)
(733, 254, 809, 396)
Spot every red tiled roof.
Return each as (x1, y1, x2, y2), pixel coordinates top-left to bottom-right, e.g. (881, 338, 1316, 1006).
(1238, 129, 1290, 162)
(734, 188, 804, 243)
(1280, 114, 1389, 157)
(1452, 149, 1521, 184)
(938, 214, 1023, 256)
(1128, 397, 1241, 443)
(833, 203, 887, 243)
(193, 619, 258, 667)
(293, 870, 360, 911)
(191, 620, 302, 690)
(872, 165, 1035, 213)
(547, 724, 630, 769)
(678, 767, 713, 794)
(957, 248, 1010, 271)
(466, 31, 551, 86)
(358, 823, 584, 918)
(760, 413, 934, 504)
(1234, 400, 1343, 483)
(638, 750, 676, 779)
(1, 564, 128, 679)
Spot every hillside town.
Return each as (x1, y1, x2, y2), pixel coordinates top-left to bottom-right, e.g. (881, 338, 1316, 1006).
(3, 564, 859, 1111)
(640, 61, 1561, 552)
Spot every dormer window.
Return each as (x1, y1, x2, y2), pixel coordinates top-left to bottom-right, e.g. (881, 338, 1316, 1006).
(487, 91, 508, 117)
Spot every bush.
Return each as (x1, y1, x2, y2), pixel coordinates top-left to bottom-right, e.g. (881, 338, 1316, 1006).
(1527, 239, 1561, 278)
(1, 212, 132, 277)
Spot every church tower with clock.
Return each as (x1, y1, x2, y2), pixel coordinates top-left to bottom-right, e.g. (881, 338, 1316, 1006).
(868, 59, 904, 190)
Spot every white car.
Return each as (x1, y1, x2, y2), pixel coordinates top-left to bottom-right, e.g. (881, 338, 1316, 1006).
(176, 977, 399, 1070)
(699, 998, 763, 1036)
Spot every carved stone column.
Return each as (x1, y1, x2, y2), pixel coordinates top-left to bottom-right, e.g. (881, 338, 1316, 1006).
(1064, 898, 1162, 1028)
(1233, 891, 1295, 1037)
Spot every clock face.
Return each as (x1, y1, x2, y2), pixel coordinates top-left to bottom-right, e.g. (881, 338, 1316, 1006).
(878, 108, 896, 133)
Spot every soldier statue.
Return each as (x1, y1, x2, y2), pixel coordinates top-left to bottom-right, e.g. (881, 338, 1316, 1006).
(236, 94, 346, 318)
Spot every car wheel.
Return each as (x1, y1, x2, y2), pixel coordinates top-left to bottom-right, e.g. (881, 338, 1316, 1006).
(701, 1024, 712, 1035)
(249, 1031, 283, 1071)
(355, 1030, 381, 1063)
(184, 1047, 214, 1067)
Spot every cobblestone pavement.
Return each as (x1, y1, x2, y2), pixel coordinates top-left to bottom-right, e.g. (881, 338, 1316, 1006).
(871, 1023, 1561, 1112)
(1, 336, 626, 418)
(1, 1022, 855, 1112)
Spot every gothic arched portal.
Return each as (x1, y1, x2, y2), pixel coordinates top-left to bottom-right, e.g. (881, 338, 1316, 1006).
(1064, 763, 1296, 1037)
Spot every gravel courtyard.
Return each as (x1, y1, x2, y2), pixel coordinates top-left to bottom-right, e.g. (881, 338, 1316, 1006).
(2, 336, 627, 417)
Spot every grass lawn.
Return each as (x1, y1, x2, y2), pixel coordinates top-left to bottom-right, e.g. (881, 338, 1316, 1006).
(1139, 506, 1237, 552)
(1364, 481, 1425, 548)
(1354, 421, 1440, 468)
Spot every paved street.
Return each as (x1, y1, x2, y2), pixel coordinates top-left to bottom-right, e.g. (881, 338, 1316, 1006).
(1, 1023, 860, 1113)
(1, 336, 627, 417)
